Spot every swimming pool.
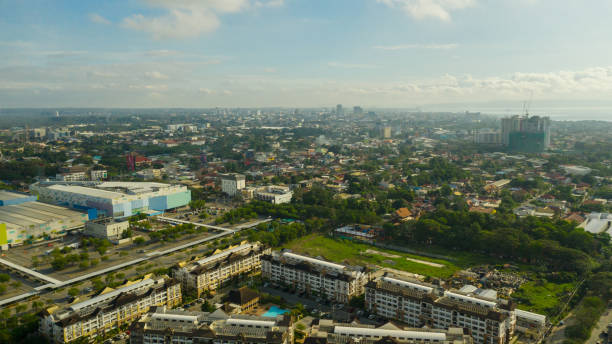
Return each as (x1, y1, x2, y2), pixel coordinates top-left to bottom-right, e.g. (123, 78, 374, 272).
(263, 305, 289, 317)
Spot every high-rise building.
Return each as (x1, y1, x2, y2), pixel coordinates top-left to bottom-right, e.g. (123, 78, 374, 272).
(500, 115, 551, 152)
(383, 126, 392, 139)
(336, 104, 344, 116)
(353, 106, 363, 115)
(220, 173, 246, 197)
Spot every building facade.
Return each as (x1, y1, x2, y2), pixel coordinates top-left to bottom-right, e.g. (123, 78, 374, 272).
(83, 217, 130, 240)
(31, 181, 191, 218)
(307, 319, 474, 344)
(40, 277, 182, 343)
(130, 307, 294, 344)
(261, 251, 369, 304)
(254, 185, 293, 204)
(173, 242, 270, 297)
(365, 274, 546, 344)
(220, 173, 246, 197)
(0, 191, 88, 250)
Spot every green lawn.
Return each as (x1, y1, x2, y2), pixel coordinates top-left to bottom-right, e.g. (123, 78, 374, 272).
(282, 234, 461, 279)
(512, 280, 576, 317)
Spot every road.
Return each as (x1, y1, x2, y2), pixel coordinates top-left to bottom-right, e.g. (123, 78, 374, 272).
(0, 218, 272, 308)
(586, 308, 612, 344)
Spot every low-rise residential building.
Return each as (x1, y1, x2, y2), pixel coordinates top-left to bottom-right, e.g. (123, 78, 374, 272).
(129, 307, 294, 344)
(40, 277, 182, 343)
(306, 320, 474, 344)
(365, 274, 546, 344)
(261, 250, 369, 304)
(172, 242, 269, 297)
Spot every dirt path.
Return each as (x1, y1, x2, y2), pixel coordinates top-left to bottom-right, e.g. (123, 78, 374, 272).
(406, 257, 444, 268)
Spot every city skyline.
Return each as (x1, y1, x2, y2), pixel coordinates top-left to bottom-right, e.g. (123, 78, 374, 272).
(2, 0, 612, 114)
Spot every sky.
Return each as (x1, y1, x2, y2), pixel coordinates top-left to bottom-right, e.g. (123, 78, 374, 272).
(1, 0, 612, 115)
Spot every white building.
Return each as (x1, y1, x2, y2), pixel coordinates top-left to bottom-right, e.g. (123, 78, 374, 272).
(365, 274, 547, 344)
(261, 251, 369, 303)
(172, 242, 270, 297)
(308, 320, 473, 344)
(254, 185, 293, 204)
(220, 174, 246, 197)
(90, 170, 107, 181)
(55, 171, 87, 182)
(83, 217, 129, 240)
(129, 307, 293, 344)
(31, 181, 191, 218)
(40, 277, 182, 343)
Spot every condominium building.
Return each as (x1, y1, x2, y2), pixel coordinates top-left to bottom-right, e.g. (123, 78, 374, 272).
(365, 274, 546, 344)
(172, 242, 270, 297)
(306, 319, 474, 344)
(129, 306, 294, 344)
(220, 173, 246, 197)
(40, 277, 182, 343)
(261, 251, 369, 303)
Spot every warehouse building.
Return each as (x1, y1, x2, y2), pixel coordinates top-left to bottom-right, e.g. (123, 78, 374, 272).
(31, 181, 191, 218)
(0, 191, 88, 250)
(40, 276, 182, 343)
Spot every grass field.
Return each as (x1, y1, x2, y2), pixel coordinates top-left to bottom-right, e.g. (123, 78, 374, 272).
(282, 234, 462, 278)
(512, 280, 576, 317)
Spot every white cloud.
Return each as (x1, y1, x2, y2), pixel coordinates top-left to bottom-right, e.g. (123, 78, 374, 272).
(89, 13, 111, 25)
(377, 0, 475, 21)
(122, 0, 282, 39)
(123, 9, 220, 39)
(255, 0, 285, 8)
(145, 71, 169, 80)
(373, 43, 458, 50)
(328, 62, 379, 69)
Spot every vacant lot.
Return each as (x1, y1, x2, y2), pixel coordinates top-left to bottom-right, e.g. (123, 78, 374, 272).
(282, 234, 461, 278)
(513, 280, 576, 317)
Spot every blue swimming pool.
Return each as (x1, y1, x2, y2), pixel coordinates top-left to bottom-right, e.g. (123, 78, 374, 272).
(263, 305, 289, 317)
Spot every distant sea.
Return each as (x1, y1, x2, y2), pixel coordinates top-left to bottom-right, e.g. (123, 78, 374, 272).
(474, 107, 612, 122)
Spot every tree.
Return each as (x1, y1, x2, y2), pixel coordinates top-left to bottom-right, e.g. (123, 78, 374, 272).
(133, 237, 146, 245)
(0, 274, 9, 283)
(68, 287, 80, 297)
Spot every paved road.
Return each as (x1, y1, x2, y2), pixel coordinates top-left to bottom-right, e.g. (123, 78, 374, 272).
(586, 308, 612, 344)
(0, 218, 271, 308)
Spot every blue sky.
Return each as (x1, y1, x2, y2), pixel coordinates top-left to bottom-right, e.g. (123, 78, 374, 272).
(2, 0, 612, 111)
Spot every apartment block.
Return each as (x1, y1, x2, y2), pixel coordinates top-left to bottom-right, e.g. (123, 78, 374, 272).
(40, 277, 182, 343)
(261, 251, 369, 304)
(306, 319, 474, 344)
(172, 242, 270, 297)
(129, 306, 294, 344)
(365, 274, 546, 344)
